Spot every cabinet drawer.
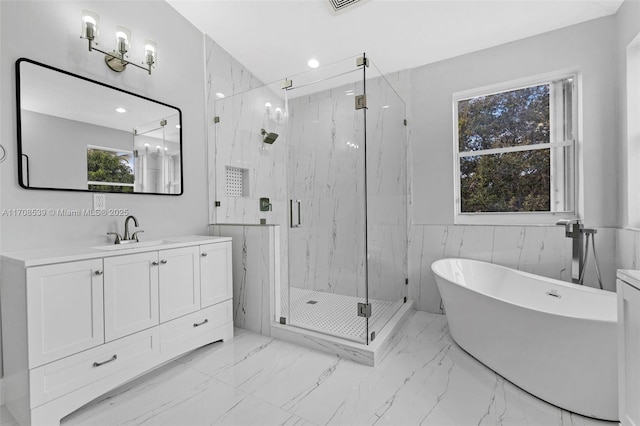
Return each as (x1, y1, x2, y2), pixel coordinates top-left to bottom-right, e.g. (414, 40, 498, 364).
(29, 328, 159, 408)
(159, 301, 232, 359)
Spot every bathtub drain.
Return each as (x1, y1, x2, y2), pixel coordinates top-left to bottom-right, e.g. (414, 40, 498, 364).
(546, 290, 561, 298)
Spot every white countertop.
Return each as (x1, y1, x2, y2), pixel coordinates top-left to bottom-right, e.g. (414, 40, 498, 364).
(617, 269, 640, 289)
(1, 235, 232, 267)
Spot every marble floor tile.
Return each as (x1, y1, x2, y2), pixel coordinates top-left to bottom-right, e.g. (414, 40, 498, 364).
(1, 314, 615, 426)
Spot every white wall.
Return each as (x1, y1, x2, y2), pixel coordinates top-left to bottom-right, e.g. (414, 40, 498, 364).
(0, 0, 208, 388)
(408, 15, 622, 313)
(411, 16, 617, 227)
(618, 0, 640, 227)
(21, 111, 132, 189)
(0, 1, 208, 252)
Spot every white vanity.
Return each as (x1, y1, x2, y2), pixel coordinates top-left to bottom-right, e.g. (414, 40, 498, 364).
(617, 269, 640, 426)
(0, 235, 233, 426)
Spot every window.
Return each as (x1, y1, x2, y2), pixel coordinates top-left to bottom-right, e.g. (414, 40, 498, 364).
(454, 74, 577, 224)
(87, 146, 135, 193)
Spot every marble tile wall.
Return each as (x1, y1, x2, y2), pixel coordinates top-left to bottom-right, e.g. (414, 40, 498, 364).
(616, 228, 640, 271)
(210, 224, 280, 337)
(408, 224, 617, 313)
(286, 82, 367, 298)
(205, 37, 290, 297)
(208, 44, 410, 307)
(286, 73, 409, 303)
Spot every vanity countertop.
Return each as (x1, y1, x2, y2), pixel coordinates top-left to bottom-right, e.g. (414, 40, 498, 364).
(618, 269, 640, 289)
(1, 235, 232, 267)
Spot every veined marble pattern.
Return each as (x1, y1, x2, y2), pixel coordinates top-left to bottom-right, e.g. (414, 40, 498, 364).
(409, 225, 617, 314)
(36, 312, 612, 426)
(616, 228, 640, 271)
(286, 72, 408, 303)
(206, 36, 291, 296)
(206, 45, 409, 308)
(210, 224, 278, 337)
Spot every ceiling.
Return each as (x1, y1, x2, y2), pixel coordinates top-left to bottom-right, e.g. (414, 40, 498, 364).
(167, 0, 624, 86)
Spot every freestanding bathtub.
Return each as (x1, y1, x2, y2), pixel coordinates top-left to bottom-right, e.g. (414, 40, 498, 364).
(431, 258, 618, 421)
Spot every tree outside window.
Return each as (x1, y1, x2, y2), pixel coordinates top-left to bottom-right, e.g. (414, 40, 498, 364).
(455, 76, 575, 221)
(87, 147, 135, 193)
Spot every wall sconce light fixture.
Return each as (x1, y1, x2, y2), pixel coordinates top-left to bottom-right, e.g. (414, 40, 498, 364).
(80, 9, 157, 75)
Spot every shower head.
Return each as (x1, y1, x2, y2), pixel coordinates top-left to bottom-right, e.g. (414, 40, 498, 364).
(261, 128, 279, 144)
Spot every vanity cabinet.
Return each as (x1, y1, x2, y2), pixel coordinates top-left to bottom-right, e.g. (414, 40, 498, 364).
(200, 242, 232, 308)
(26, 259, 105, 368)
(617, 270, 640, 426)
(158, 246, 200, 322)
(103, 252, 159, 342)
(1, 236, 233, 426)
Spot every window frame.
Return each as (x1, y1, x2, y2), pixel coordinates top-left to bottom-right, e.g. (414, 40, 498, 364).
(87, 145, 135, 191)
(452, 71, 580, 225)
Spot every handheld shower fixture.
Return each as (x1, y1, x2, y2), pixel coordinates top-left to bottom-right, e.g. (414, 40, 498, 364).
(261, 128, 279, 144)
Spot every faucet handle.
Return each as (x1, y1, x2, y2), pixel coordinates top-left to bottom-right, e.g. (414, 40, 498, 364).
(131, 230, 144, 242)
(107, 232, 122, 245)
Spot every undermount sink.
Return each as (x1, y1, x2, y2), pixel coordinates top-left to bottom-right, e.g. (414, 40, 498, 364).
(93, 240, 168, 251)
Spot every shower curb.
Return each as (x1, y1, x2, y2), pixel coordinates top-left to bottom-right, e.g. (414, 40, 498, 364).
(270, 301, 414, 366)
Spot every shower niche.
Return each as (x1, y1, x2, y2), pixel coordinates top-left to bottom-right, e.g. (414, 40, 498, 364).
(212, 53, 409, 354)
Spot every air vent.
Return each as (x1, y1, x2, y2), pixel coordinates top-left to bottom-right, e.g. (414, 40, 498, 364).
(328, 0, 362, 12)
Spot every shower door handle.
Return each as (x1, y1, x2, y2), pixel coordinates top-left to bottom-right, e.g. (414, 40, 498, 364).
(290, 199, 301, 228)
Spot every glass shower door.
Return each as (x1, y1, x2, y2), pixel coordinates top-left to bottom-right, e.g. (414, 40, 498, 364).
(285, 55, 370, 344)
(363, 58, 408, 340)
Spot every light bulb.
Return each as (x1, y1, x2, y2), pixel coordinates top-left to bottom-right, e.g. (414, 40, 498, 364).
(81, 10, 99, 40)
(115, 26, 130, 55)
(144, 39, 157, 67)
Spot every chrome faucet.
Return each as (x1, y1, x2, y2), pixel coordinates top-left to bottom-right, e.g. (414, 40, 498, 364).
(106, 215, 143, 244)
(123, 215, 140, 241)
(556, 219, 583, 284)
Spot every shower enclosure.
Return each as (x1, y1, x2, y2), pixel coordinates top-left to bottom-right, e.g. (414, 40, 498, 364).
(214, 54, 408, 345)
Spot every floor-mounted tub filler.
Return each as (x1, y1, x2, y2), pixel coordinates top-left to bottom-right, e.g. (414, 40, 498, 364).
(431, 258, 618, 421)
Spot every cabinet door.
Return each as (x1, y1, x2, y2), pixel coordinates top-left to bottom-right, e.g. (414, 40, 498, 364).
(200, 242, 232, 308)
(26, 259, 104, 368)
(619, 280, 640, 426)
(104, 252, 160, 342)
(159, 246, 200, 322)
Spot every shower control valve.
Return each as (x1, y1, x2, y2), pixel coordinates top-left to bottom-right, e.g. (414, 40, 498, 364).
(260, 197, 272, 212)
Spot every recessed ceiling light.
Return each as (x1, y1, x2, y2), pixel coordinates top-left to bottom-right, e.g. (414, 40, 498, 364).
(115, 107, 126, 113)
(308, 58, 319, 69)
(215, 92, 225, 99)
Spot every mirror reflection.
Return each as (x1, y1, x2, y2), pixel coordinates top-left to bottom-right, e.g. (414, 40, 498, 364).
(17, 58, 182, 195)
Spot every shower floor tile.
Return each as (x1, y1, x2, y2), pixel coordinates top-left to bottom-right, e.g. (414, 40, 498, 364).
(285, 287, 402, 343)
(1, 312, 613, 426)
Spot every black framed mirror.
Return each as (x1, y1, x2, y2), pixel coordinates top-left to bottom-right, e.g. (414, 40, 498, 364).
(16, 58, 183, 195)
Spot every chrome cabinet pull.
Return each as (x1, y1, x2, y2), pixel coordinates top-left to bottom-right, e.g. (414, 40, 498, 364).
(201, 252, 208, 257)
(151, 261, 159, 266)
(193, 319, 209, 328)
(93, 354, 117, 367)
(160, 259, 168, 264)
(94, 270, 103, 276)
